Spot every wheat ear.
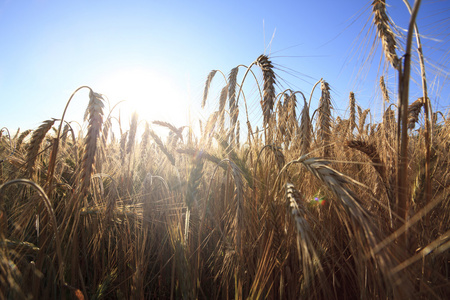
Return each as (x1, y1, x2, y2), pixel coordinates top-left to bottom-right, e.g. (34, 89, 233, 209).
(349, 92, 356, 135)
(217, 84, 229, 133)
(153, 120, 184, 142)
(318, 81, 332, 156)
(177, 148, 222, 165)
(228, 67, 239, 127)
(299, 98, 311, 155)
(380, 76, 390, 103)
(273, 155, 401, 296)
(346, 140, 386, 180)
(358, 108, 370, 136)
(120, 131, 128, 161)
(285, 183, 330, 296)
(149, 129, 175, 166)
(372, 0, 400, 69)
(140, 121, 150, 154)
(256, 54, 276, 139)
(79, 90, 104, 197)
(26, 119, 56, 177)
(284, 92, 298, 147)
(127, 111, 138, 154)
(202, 70, 217, 108)
(407, 97, 425, 129)
(16, 129, 32, 152)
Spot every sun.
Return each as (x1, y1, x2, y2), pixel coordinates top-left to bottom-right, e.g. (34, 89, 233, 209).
(94, 66, 189, 129)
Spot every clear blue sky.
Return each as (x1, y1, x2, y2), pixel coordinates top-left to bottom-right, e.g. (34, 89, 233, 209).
(1, 0, 449, 135)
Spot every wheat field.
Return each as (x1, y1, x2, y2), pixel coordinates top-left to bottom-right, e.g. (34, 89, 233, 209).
(0, 1, 449, 299)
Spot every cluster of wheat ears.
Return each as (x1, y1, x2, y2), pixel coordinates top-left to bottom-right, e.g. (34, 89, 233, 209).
(0, 1, 449, 299)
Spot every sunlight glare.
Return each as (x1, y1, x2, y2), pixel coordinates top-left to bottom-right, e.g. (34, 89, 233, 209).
(95, 66, 189, 128)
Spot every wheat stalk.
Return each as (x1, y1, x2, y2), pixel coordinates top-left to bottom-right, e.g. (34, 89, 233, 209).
(397, 0, 422, 233)
(0, 179, 65, 286)
(60, 124, 70, 149)
(403, 0, 432, 208)
(235, 120, 240, 149)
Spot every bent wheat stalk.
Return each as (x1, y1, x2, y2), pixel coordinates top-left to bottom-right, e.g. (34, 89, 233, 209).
(46, 86, 94, 195)
(0, 179, 65, 286)
(397, 0, 421, 232)
(402, 0, 432, 207)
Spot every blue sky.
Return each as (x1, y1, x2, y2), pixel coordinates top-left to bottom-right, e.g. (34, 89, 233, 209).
(1, 0, 449, 136)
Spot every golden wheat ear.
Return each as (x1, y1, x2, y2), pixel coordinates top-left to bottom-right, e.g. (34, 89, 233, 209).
(285, 182, 331, 297)
(153, 120, 184, 142)
(348, 92, 356, 135)
(299, 98, 311, 155)
(127, 111, 138, 155)
(26, 119, 56, 178)
(407, 97, 425, 129)
(380, 76, 390, 104)
(149, 129, 175, 166)
(372, 0, 400, 69)
(318, 81, 332, 157)
(228, 66, 239, 125)
(256, 54, 276, 142)
(202, 70, 217, 108)
(79, 90, 105, 198)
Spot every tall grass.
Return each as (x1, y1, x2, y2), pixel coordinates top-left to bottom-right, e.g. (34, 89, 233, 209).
(0, 1, 449, 299)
